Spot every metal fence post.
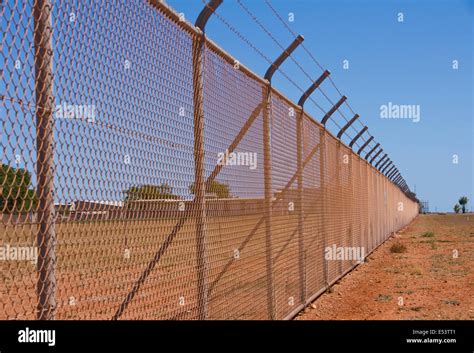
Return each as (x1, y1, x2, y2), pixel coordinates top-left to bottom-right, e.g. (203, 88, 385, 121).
(349, 151, 355, 266)
(297, 71, 330, 293)
(319, 129, 328, 285)
(263, 35, 303, 319)
(192, 31, 209, 320)
(34, 0, 56, 320)
(296, 108, 305, 304)
(336, 142, 343, 275)
(262, 83, 275, 319)
(192, 0, 222, 320)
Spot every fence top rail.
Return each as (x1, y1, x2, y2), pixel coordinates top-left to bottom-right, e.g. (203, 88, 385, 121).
(149, 0, 412, 199)
(149, 0, 199, 35)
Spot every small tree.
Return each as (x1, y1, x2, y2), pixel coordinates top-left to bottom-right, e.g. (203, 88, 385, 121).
(454, 204, 461, 214)
(0, 164, 37, 213)
(124, 183, 179, 200)
(189, 180, 231, 199)
(458, 196, 468, 214)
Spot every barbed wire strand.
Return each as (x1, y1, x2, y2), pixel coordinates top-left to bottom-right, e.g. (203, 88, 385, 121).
(263, 0, 368, 138)
(262, 0, 400, 171)
(234, 0, 357, 143)
(199, 0, 398, 172)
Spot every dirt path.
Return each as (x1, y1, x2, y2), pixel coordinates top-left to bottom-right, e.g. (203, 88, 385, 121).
(296, 214, 474, 320)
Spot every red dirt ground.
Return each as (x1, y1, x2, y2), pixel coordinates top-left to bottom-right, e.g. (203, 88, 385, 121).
(296, 214, 474, 320)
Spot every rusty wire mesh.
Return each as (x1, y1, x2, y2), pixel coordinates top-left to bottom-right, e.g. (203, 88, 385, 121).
(0, 0, 419, 320)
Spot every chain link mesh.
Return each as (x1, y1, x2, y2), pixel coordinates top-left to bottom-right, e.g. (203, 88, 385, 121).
(1, 0, 419, 320)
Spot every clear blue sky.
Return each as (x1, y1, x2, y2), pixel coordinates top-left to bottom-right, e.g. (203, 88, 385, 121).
(167, 0, 473, 212)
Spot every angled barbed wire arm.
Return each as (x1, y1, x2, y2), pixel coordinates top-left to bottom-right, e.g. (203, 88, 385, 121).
(384, 163, 396, 176)
(394, 179, 403, 189)
(337, 113, 360, 139)
(369, 147, 383, 165)
(382, 160, 392, 176)
(392, 172, 402, 182)
(354, 132, 371, 151)
(373, 153, 386, 168)
(321, 96, 347, 126)
(387, 169, 397, 180)
(195, 0, 223, 32)
(297, 70, 331, 108)
(388, 169, 398, 180)
(375, 154, 388, 170)
(381, 159, 392, 174)
(381, 161, 393, 175)
(382, 164, 397, 176)
(388, 167, 398, 180)
(264, 35, 304, 81)
(388, 168, 399, 180)
(263, 34, 304, 319)
(398, 178, 405, 188)
(393, 174, 403, 184)
(386, 166, 396, 178)
(365, 142, 380, 161)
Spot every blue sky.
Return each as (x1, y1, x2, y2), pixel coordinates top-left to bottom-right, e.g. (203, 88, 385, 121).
(167, 0, 473, 212)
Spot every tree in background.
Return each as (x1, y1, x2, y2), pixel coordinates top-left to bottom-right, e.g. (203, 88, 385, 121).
(189, 180, 231, 199)
(458, 196, 469, 214)
(453, 204, 461, 214)
(0, 164, 37, 213)
(124, 183, 179, 200)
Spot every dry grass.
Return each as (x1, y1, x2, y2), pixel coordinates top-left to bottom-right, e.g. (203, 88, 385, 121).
(390, 242, 407, 253)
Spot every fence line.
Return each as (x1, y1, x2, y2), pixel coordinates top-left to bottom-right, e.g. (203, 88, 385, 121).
(0, 0, 418, 320)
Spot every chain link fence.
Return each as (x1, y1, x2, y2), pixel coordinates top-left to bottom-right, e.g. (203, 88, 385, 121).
(1, 0, 419, 320)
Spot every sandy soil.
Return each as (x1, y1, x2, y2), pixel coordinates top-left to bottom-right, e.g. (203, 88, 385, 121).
(296, 214, 474, 320)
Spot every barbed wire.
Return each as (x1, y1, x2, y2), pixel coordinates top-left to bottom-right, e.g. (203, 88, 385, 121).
(199, 0, 273, 65)
(1, 94, 192, 152)
(263, 0, 368, 139)
(198, 0, 403, 183)
(261, 0, 400, 172)
(235, 0, 357, 143)
(199, 0, 331, 116)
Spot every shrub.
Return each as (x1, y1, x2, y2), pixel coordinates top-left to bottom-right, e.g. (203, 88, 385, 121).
(390, 243, 406, 253)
